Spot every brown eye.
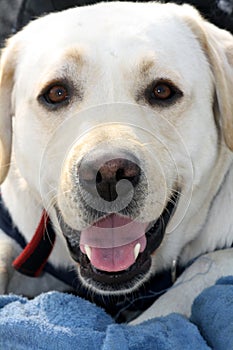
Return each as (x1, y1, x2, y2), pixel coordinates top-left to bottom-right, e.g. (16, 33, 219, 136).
(146, 80, 183, 106)
(152, 83, 172, 100)
(45, 85, 69, 104)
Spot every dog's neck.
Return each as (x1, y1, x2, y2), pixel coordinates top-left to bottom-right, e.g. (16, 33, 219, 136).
(180, 152, 233, 263)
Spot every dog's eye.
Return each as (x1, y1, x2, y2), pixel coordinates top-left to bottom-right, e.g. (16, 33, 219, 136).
(146, 80, 183, 106)
(43, 85, 69, 104)
(152, 83, 172, 100)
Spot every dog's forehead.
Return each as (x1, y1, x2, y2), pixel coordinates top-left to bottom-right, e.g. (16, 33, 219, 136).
(13, 2, 210, 96)
(18, 3, 201, 64)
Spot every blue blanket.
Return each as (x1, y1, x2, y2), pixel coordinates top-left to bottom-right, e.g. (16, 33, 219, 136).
(0, 277, 233, 350)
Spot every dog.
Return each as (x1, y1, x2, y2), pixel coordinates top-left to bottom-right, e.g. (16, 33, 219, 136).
(0, 1, 233, 323)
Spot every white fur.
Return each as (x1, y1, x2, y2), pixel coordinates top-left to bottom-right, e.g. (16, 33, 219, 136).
(0, 2, 233, 323)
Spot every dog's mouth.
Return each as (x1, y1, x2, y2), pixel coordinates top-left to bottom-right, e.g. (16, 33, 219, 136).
(61, 192, 179, 292)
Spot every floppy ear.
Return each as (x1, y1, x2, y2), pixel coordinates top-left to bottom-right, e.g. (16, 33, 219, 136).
(0, 37, 20, 183)
(183, 6, 233, 151)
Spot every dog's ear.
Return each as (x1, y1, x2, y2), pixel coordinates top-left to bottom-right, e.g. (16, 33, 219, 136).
(0, 36, 20, 183)
(183, 5, 233, 151)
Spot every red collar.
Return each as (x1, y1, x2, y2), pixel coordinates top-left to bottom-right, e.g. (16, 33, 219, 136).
(13, 210, 56, 277)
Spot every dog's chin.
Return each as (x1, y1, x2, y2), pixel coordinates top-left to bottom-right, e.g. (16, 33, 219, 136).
(57, 192, 179, 295)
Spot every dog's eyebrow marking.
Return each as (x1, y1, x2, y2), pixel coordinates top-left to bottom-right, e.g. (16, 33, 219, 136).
(62, 47, 86, 66)
(138, 58, 155, 76)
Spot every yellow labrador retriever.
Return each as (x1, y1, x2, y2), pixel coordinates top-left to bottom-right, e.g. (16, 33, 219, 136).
(0, 2, 233, 323)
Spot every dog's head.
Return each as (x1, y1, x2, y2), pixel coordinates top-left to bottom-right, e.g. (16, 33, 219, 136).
(0, 2, 233, 294)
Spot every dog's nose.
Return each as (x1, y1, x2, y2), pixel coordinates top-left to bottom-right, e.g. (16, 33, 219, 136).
(79, 152, 141, 202)
(96, 158, 141, 202)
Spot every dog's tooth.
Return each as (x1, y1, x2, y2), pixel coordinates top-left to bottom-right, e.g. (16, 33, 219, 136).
(134, 243, 141, 260)
(84, 245, 92, 261)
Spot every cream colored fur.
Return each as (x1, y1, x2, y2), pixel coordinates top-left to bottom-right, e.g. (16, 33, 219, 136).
(0, 2, 233, 323)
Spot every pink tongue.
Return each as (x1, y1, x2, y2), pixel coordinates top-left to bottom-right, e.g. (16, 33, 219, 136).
(80, 214, 148, 272)
(88, 236, 146, 272)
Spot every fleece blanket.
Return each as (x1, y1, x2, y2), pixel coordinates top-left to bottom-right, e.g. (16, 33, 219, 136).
(0, 277, 233, 350)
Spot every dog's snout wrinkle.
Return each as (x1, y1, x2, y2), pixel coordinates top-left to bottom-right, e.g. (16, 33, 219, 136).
(78, 151, 141, 203)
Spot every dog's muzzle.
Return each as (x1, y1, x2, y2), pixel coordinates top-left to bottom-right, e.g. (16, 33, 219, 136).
(57, 147, 179, 292)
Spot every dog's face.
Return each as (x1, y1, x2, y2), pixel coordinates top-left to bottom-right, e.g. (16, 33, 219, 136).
(0, 2, 233, 294)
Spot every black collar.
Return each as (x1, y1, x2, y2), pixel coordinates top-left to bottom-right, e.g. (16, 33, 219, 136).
(0, 195, 183, 322)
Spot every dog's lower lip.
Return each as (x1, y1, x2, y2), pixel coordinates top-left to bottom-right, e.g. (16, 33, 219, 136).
(80, 255, 151, 285)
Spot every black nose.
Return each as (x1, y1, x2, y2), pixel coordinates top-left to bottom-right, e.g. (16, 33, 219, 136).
(79, 151, 141, 202)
